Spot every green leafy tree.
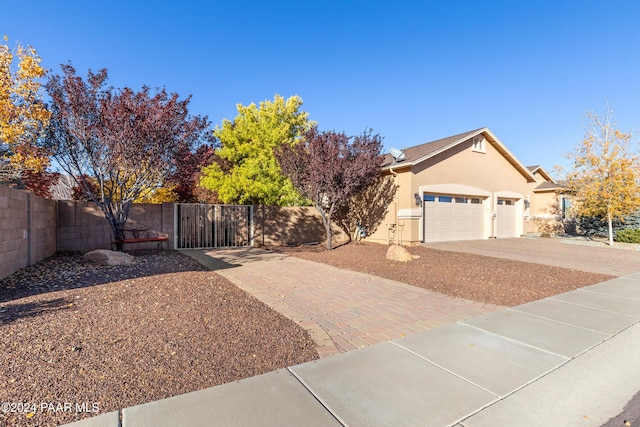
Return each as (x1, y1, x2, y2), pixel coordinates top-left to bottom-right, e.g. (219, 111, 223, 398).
(564, 109, 640, 246)
(200, 94, 312, 205)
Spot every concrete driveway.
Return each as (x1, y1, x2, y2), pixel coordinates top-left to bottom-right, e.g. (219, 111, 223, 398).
(425, 237, 640, 276)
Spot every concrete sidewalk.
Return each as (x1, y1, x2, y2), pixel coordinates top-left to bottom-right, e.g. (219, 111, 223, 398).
(63, 255, 640, 427)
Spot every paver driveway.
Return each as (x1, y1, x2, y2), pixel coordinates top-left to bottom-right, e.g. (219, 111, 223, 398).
(184, 237, 639, 358)
(184, 248, 502, 358)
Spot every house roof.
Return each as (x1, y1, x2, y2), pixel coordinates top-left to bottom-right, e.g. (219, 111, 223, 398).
(527, 165, 555, 183)
(382, 127, 537, 183)
(382, 128, 484, 167)
(533, 181, 566, 192)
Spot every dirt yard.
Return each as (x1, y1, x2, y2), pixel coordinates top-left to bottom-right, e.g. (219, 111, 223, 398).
(0, 251, 318, 427)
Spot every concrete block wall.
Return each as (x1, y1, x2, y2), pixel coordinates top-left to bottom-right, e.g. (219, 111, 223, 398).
(57, 201, 112, 252)
(1, 194, 355, 280)
(0, 193, 182, 279)
(253, 205, 346, 247)
(56, 202, 175, 251)
(29, 194, 57, 264)
(0, 185, 57, 279)
(114, 202, 174, 250)
(162, 203, 175, 249)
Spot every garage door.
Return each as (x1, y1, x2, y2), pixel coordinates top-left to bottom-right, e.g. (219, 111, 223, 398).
(423, 194, 485, 242)
(496, 198, 517, 238)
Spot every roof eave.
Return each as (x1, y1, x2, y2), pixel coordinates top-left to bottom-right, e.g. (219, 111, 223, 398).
(407, 127, 537, 183)
(381, 161, 412, 172)
(532, 187, 562, 193)
(483, 128, 537, 183)
(409, 127, 487, 167)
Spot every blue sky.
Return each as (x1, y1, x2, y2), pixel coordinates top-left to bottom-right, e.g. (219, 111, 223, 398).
(3, 0, 640, 175)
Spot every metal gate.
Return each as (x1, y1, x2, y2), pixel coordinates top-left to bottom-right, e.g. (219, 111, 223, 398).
(175, 204, 253, 249)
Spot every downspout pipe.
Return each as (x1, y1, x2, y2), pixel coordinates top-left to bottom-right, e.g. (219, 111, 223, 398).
(389, 165, 399, 244)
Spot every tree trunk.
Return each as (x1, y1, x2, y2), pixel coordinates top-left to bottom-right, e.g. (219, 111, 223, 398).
(324, 218, 333, 250)
(315, 204, 334, 250)
(108, 218, 127, 251)
(101, 200, 131, 252)
(607, 211, 614, 246)
(261, 204, 265, 247)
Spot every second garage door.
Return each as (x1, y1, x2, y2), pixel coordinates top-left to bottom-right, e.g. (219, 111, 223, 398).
(423, 194, 485, 242)
(496, 198, 518, 238)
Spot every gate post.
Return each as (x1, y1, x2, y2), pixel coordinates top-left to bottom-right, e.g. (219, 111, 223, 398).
(249, 205, 254, 246)
(173, 203, 178, 250)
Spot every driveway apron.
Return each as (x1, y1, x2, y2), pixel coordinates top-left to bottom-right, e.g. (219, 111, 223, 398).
(183, 248, 502, 358)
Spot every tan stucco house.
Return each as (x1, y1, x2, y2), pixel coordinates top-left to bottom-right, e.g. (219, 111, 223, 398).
(367, 127, 566, 244)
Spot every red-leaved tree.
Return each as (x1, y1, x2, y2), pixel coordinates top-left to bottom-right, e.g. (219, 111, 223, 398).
(44, 65, 211, 249)
(168, 143, 220, 203)
(277, 127, 383, 249)
(23, 169, 59, 198)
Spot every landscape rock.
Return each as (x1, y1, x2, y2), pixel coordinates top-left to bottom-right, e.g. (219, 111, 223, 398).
(386, 244, 413, 262)
(83, 249, 135, 266)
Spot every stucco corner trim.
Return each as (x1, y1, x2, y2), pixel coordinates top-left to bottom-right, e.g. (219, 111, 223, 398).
(398, 208, 422, 218)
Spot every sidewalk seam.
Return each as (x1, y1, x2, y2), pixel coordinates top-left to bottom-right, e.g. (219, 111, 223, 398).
(286, 367, 347, 427)
(389, 341, 500, 398)
(459, 322, 572, 359)
(574, 287, 640, 301)
(456, 320, 640, 425)
(548, 294, 640, 314)
(506, 307, 621, 335)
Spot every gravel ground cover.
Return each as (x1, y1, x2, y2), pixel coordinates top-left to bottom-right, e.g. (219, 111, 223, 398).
(279, 242, 615, 306)
(0, 242, 618, 426)
(0, 251, 318, 427)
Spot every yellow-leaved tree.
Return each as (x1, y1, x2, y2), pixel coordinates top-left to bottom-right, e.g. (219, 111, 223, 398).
(0, 36, 50, 180)
(565, 109, 640, 245)
(200, 94, 313, 206)
(135, 185, 180, 204)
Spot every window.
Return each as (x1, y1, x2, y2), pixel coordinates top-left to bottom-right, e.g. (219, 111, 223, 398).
(472, 136, 486, 153)
(454, 197, 467, 203)
(470, 198, 481, 204)
(423, 194, 436, 202)
(498, 199, 514, 206)
(561, 197, 571, 218)
(439, 196, 452, 203)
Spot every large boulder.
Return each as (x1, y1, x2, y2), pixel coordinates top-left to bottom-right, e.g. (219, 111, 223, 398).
(84, 249, 135, 266)
(386, 244, 413, 262)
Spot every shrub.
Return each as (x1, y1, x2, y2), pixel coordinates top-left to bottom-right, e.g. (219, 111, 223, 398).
(615, 228, 640, 244)
(576, 212, 640, 238)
